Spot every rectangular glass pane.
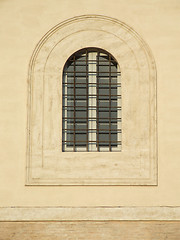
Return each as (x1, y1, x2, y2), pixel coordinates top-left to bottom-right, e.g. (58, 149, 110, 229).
(75, 64, 86, 72)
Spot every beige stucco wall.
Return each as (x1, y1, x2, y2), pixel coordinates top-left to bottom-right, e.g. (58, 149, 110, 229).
(0, 0, 180, 207)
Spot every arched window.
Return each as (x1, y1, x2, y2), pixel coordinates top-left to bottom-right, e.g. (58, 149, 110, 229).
(62, 48, 121, 152)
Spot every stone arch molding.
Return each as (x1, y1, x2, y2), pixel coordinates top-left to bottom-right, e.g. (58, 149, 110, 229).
(27, 15, 157, 185)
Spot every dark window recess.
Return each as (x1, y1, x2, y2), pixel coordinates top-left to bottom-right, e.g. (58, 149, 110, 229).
(62, 48, 121, 152)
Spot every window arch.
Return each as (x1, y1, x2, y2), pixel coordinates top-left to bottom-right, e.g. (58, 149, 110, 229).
(62, 48, 121, 152)
(27, 15, 157, 185)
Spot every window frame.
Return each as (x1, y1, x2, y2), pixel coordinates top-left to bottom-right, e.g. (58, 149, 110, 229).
(62, 48, 121, 152)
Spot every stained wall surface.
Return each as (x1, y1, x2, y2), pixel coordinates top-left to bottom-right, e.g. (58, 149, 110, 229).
(0, 0, 180, 206)
(0, 221, 180, 240)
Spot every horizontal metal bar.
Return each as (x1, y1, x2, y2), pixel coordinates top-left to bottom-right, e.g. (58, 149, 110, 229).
(63, 129, 122, 131)
(65, 71, 120, 73)
(63, 110, 119, 113)
(63, 140, 122, 143)
(63, 106, 121, 109)
(63, 117, 121, 120)
(68, 59, 118, 63)
(63, 94, 121, 97)
(63, 83, 121, 85)
(64, 76, 119, 78)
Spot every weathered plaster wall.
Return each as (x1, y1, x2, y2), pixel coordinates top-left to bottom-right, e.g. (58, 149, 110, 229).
(0, 0, 180, 206)
(1, 221, 180, 240)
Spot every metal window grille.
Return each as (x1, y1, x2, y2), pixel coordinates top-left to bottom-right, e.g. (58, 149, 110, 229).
(62, 48, 121, 152)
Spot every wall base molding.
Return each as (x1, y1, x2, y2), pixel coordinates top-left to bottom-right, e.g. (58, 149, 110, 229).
(1, 221, 180, 240)
(0, 207, 180, 221)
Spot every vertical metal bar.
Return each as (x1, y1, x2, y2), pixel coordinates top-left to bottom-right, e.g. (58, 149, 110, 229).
(88, 52, 97, 151)
(86, 49, 89, 151)
(109, 54, 112, 152)
(73, 55, 76, 151)
(97, 51, 100, 151)
(64, 73, 67, 152)
(117, 65, 121, 151)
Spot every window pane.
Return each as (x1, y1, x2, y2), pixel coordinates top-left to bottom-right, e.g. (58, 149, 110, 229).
(75, 64, 86, 72)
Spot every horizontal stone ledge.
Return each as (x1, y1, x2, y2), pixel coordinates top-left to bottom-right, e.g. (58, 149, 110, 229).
(0, 207, 180, 221)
